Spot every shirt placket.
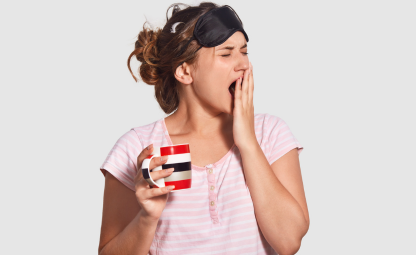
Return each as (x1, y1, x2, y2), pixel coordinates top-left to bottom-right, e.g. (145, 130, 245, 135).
(206, 164, 219, 224)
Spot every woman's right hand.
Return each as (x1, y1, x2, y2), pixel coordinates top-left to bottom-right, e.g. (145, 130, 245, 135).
(134, 144, 175, 222)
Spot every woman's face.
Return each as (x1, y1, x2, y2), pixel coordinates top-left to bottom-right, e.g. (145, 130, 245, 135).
(190, 31, 250, 115)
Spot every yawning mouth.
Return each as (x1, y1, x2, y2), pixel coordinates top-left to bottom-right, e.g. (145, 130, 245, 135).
(229, 81, 236, 97)
(228, 78, 243, 98)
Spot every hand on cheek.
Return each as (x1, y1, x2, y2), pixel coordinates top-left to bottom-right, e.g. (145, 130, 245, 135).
(232, 62, 256, 150)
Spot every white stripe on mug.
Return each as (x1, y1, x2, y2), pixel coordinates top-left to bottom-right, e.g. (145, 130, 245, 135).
(163, 170, 192, 182)
(164, 153, 191, 164)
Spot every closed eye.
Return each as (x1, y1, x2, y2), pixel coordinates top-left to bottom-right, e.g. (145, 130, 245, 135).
(221, 53, 249, 57)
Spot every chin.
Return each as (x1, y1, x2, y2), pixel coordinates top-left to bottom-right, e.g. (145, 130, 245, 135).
(225, 109, 233, 116)
(203, 96, 233, 116)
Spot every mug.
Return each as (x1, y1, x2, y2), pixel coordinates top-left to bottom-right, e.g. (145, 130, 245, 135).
(141, 143, 192, 192)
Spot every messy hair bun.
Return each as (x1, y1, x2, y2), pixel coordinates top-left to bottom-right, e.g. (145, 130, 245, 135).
(127, 2, 220, 114)
(132, 26, 162, 85)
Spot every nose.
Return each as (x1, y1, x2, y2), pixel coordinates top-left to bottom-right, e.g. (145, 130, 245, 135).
(234, 53, 249, 73)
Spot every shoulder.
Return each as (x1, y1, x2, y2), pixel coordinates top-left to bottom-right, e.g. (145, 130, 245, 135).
(111, 119, 162, 150)
(254, 113, 286, 133)
(129, 118, 164, 139)
(255, 114, 303, 165)
(255, 112, 284, 123)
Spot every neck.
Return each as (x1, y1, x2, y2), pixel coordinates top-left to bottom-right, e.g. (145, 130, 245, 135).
(165, 103, 233, 138)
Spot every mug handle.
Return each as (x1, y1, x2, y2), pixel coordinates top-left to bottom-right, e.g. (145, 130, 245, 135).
(141, 154, 164, 188)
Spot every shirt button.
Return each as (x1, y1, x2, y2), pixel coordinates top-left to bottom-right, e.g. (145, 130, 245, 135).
(210, 201, 215, 206)
(210, 185, 215, 190)
(208, 168, 213, 174)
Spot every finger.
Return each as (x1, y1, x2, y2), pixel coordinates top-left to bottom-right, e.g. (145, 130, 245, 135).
(234, 77, 242, 107)
(136, 167, 174, 191)
(246, 64, 252, 106)
(139, 156, 170, 186)
(149, 155, 168, 171)
(146, 185, 175, 199)
(150, 167, 174, 182)
(135, 144, 155, 183)
(242, 68, 250, 107)
(134, 168, 143, 184)
(135, 174, 149, 191)
(137, 144, 154, 172)
(249, 62, 254, 105)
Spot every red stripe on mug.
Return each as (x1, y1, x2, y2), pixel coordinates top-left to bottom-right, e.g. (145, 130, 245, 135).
(165, 179, 191, 190)
(145, 144, 190, 159)
(160, 145, 190, 155)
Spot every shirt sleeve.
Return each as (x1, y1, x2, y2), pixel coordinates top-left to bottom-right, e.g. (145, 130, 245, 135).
(265, 114, 303, 165)
(100, 128, 143, 191)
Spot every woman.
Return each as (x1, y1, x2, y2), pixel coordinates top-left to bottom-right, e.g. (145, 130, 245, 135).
(98, 2, 309, 255)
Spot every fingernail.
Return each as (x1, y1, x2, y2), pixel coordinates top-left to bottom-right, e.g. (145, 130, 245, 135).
(165, 168, 174, 173)
(167, 185, 175, 191)
(147, 144, 153, 150)
(160, 156, 168, 161)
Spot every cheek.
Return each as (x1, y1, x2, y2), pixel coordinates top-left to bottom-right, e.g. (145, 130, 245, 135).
(193, 57, 230, 98)
(194, 76, 224, 101)
(195, 78, 216, 96)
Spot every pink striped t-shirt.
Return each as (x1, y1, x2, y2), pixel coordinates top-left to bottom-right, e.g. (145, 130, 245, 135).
(100, 113, 303, 254)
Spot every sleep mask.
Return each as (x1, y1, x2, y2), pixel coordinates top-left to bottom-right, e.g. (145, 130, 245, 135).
(175, 5, 249, 61)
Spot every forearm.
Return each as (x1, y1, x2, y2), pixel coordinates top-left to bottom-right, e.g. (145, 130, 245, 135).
(99, 211, 158, 255)
(239, 144, 308, 254)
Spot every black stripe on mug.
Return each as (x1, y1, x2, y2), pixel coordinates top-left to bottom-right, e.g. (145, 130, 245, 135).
(162, 161, 191, 172)
(142, 168, 150, 179)
(142, 161, 191, 179)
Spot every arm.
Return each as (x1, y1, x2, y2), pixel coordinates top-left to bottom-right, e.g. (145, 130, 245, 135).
(239, 145, 309, 255)
(230, 61, 308, 254)
(98, 172, 157, 255)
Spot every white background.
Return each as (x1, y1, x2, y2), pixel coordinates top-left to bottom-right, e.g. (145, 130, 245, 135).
(1, 0, 415, 254)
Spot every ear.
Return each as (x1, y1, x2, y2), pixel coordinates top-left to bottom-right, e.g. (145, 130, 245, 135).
(174, 62, 193, 85)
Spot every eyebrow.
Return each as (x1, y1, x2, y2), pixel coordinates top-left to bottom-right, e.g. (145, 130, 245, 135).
(217, 43, 247, 51)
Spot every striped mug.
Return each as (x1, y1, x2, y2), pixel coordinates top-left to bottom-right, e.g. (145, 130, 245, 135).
(141, 143, 192, 192)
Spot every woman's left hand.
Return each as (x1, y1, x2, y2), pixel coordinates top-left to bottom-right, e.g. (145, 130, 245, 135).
(232, 62, 257, 151)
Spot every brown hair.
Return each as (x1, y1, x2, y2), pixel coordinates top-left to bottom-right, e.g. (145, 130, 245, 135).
(127, 2, 221, 114)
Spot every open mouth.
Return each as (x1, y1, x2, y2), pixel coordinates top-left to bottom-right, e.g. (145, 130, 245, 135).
(228, 78, 242, 98)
